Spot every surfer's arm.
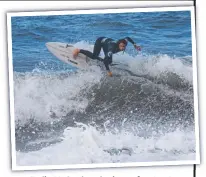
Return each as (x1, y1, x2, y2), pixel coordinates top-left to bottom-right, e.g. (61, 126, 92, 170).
(125, 37, 141, 51)
(103, 57, 111, 71)
(125, 37, 136, 45)
(104, 51, 113, 76)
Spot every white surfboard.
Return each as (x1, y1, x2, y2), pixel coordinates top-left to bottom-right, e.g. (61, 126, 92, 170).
(46, 42, 130, 71)
(46, 42, 91, 70)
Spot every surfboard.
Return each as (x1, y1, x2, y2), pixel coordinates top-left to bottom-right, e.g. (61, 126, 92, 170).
(46, 42, 91, 70)
(46, 42, 130, 71)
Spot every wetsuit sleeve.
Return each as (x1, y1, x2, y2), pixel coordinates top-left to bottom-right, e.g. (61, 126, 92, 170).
(125, 37, 136, 45)
(103, 51, 113, 71)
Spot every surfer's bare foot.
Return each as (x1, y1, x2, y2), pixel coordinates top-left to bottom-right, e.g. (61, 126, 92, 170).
(73, 48, 80, 59)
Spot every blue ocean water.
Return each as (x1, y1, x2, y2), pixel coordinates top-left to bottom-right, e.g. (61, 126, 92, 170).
(11, 10, 197, 167)
(11, 10, 192, 72)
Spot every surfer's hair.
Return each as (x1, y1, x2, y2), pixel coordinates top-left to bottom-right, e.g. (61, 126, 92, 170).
(117, 39, 128, 46)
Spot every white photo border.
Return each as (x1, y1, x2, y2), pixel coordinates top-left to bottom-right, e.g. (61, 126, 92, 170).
(7, 6, 200, 171)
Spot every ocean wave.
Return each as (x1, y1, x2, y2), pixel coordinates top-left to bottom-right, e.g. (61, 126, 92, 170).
(90, 21, 133, 28)
(13, 48, 194, 126)
(13, 62, 194, 153)
(15, 30, 48, 41)
(16, 122, 195, 166)
(13, 41, 195, 156)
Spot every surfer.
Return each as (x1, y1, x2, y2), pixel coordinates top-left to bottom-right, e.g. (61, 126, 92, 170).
(72, 37, 141, 77)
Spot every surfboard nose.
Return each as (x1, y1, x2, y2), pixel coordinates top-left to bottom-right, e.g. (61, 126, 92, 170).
(45, 42, 53, 48)
(46, 42, 66, 49)
(45, 42, 58, 50)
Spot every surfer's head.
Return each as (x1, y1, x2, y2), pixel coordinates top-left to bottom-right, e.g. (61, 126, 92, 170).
(117, 39, 127, 51)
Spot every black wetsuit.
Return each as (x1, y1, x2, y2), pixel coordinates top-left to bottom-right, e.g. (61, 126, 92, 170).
(79, 37, 136, 71)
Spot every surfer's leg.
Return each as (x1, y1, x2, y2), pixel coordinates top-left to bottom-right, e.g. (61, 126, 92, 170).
(79, 49, 103, 62)
(79, 37, 104, 61)
(73, 48, 94, 59)
(91, 37, 105, 61)
(73, 37, 105, 61)
(79, 50, 94, 58)
(92, 37, 104, 57)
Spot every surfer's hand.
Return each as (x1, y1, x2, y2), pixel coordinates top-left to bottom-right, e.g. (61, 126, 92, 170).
(107, 71, 113, 77)
(134, 44, 141, 51)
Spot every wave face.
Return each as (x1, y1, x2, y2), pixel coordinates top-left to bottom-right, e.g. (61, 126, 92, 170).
(11, 10, 197, 166)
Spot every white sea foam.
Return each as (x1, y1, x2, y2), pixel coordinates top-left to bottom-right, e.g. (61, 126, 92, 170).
(13, 66, 103, 124)
(16, 123, 195, 166)
(14, 41, 195, 167)
(113, 52, 193, 84)
(74, 41, 193, 83)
